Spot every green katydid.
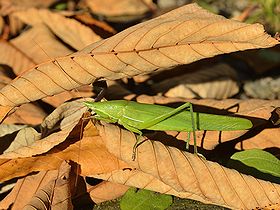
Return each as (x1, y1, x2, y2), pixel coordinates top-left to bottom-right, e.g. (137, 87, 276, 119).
(84, 100, 252, 159)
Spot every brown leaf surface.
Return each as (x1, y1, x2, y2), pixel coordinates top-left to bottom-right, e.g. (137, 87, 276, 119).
(0, 0, 56, 16)
(0, 3, 278, 107)
(0, 96, 279, 209)
(86, 0, 153, 16)
(0, 70, 47, 124)
(2, 103, 47, 125)
(12, 8, 102, 50)
(0, 72, 11, 89)
(74, 12, 117, 35)
(0, 127, 40, 158)
(0, 123, 128, 183)
(0, 105, 14, 123)
(24, 161, 74, 210)
(11, 24, 73, 66)
(87, 181, 129, 204)
(7, 14, 25, 37)
(0, 100, 87, 158)
(153, 63, 239, 99)
(95, 123, 280, 210)
(10, 23, 93, 107)
(0, 171, 58, 209)
(0, 161, 74, 210)
(0, 41, 35, 75)
(41, 85, 94, 108)
(0, 16, 4, 34)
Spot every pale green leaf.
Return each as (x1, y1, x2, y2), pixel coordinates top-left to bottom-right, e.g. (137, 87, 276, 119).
(229, 149, 280, 179)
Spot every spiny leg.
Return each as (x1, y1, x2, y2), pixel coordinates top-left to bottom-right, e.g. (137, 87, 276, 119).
(186, 132, 190, 150)
(188, 103, 198, 154)
(137, 102, 198, 155)
(187, 104, 206, 159)
(138, 102, 193, 129)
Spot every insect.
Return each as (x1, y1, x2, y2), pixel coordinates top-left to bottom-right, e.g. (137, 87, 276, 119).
(84, 100, 253, 159)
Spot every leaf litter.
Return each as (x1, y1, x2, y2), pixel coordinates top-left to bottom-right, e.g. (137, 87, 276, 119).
(0, 2, 279, 210)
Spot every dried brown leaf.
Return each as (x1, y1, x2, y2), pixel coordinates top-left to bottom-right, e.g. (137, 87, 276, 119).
(12, 8, 102, 50)
(74, 12, 117, 35)
(0, 161, 74, 210)
(0, 0, 56, 16)
(0, 127, 128, 183)
(86, 0, 153, 17)
(95, 123, 280, 209)
(7, 13, 25, 37)
(88, 181, 129, 204)
(0, 3, 278, 107)
(2, 103, 47, 125)
(154, 63, 239, 99)
(0, 73, 11, 89)
(1, 96, 279, 209)
(0, 124, 27, 148)
(0, 127, 40, 157)
(238, 128, 280, 153)
(41, 85, 94, 107)
(0, 16, 4, 34)
(24, 161, 74, 210)
(0, 100, 87, 158)
(0, 105, 14, 123)
(10, 23, 94, 106)
(11, 24, 74, 65)
(0, 40, 35, 75)
(0, 171, 58, 209)
(0, 68, 47, 124)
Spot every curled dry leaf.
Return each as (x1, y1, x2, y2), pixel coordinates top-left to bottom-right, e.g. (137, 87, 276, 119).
(12, 8, 102, 50)
(96, 123, 280, 210)
(153, 63, 239, 99)
(0, 3, 278, 107)
(0, 99, 87, 159)
(1, 123, 25, 132)
(0, 161, 74, 210)
(1, 127, 40, 157)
